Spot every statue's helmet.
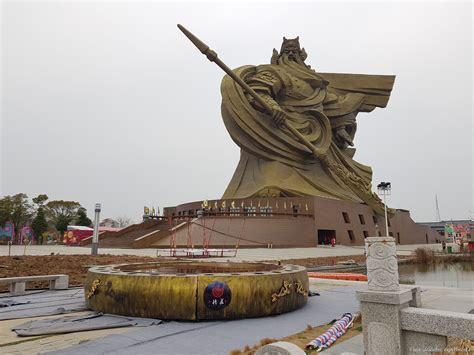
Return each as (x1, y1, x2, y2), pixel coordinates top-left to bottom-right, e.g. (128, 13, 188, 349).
(271, 36, 308, 64)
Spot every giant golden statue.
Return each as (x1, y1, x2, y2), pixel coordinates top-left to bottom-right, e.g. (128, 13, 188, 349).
(179, 26, 395, 215)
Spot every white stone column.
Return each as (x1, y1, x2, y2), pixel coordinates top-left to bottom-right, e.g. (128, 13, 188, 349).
(356, 237, 412, 355)
(366, 236, 399, 291)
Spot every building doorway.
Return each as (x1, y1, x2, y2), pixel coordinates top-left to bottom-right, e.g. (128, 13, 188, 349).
(318, 229, 336, 245)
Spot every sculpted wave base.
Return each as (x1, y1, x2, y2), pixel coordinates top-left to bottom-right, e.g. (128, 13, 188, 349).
(84, 261, 308, 320)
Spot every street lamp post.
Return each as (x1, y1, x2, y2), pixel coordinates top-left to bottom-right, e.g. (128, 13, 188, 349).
(91, 203, 101, 255)
(377, 182, 391, 237)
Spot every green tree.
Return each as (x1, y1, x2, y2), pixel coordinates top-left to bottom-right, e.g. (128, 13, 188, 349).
(32, 194, 49, 207)
(45, 200, 82, 234)
(55, 215, 70, 236)
(0, 193, 32, 229)
(75, 208, 92, 226)
(31, 207, 48, 244)
(0, 199, 10, 227)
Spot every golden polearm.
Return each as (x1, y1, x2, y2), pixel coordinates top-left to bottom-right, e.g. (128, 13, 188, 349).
(177, 24, 325, 159)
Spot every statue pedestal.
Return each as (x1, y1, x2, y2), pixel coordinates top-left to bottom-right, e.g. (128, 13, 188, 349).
(356, 289, 412, 355)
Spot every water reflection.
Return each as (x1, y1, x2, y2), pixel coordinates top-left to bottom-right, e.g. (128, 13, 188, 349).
(398, 262, 474, 289)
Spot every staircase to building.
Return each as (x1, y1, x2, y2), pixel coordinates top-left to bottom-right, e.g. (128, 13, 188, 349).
(80, 219, 172, 249)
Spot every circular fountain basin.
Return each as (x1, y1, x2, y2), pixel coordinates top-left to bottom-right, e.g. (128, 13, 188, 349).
(84, 261, 308, 320)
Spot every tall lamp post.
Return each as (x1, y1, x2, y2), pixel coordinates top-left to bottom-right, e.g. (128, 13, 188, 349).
(377, 182, 391, 237)
(91, 203, 101, 255)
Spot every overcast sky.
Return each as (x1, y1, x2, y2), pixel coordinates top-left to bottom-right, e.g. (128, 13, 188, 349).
(1, 1, 472, 223)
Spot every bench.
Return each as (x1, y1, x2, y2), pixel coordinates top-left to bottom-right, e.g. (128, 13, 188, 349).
(0, 275, 69, 296)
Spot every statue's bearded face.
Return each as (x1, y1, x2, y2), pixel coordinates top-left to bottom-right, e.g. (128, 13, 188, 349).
(282, 45, 302, 62)
(270, 37, 309, 67)
(274, 37, 308, 66)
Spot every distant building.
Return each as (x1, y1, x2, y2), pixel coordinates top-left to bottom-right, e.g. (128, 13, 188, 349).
(99, 218, 120, 228)
(418, 220, 472, 237)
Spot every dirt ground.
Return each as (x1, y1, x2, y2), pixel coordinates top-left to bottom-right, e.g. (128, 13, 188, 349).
(265, 255, 368, 267)
(0, 253, 378, 293)
(0, 254, 159, 292)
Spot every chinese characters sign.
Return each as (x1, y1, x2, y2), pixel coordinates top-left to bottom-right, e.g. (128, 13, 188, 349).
(204, 281, 231, 310)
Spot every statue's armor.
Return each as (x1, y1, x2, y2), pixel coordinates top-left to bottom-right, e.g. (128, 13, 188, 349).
(246, 65, 328, 112)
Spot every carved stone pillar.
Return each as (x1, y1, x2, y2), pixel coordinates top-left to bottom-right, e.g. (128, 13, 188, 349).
(356, 236, 412, 355)
(366, 236, 399, 291)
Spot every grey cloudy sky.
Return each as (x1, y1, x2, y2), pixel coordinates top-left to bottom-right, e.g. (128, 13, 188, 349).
(2, 1, 472, 223)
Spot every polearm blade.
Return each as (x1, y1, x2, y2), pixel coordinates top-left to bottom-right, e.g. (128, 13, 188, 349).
(177, 24, 324, 159)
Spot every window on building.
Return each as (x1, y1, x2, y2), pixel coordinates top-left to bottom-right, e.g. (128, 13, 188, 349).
(363, 231, 369, 239)
(243, 206, 256, 217)
(292, 204, 300, 217)
(342, 212, 351, 224)
(372, 215, 377, 224)
(388, 219, 391, 227)
(348, 230, 355, 242)
(359, 214, 366, 225)
(397, 232, 401, 244)
(259, 206, 273, 217)
(229, 207, 240, 216)
(389, 232, 394, 237)
(378, 231, 382, 236)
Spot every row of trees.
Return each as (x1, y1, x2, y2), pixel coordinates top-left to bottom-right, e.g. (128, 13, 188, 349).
(0, 193, 92, 241)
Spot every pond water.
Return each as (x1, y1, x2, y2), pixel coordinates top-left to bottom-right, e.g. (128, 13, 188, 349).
(398, 262, 474, 289)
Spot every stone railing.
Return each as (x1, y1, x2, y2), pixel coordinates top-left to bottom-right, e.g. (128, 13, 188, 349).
(357, 237, 474, 354)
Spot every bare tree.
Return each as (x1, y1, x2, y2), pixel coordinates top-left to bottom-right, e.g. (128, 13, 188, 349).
(116, 216, 134, 228)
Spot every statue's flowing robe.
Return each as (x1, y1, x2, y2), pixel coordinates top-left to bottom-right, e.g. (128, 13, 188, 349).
(220, 59, 395, 213)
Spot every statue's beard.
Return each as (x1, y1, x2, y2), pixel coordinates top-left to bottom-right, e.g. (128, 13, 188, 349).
(278, 53, 307, 67)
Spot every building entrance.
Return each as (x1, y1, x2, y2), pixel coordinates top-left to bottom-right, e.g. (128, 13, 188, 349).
(318, 229, 336, 245)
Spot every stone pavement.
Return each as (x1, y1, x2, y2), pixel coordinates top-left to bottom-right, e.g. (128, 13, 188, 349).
(0, 284, 361, 354)
(0, 279, 471, 354)
(0, 243, 443, 260)
(323, 334, 364, 355)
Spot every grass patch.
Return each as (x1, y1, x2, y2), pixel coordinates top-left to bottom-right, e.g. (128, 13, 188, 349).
(410, 248, 474, 264)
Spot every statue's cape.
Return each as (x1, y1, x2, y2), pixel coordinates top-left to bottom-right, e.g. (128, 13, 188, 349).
(320, 72, 396, 114)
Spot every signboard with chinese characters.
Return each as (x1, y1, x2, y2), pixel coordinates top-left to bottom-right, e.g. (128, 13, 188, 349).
(204, 281, 231, 310)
